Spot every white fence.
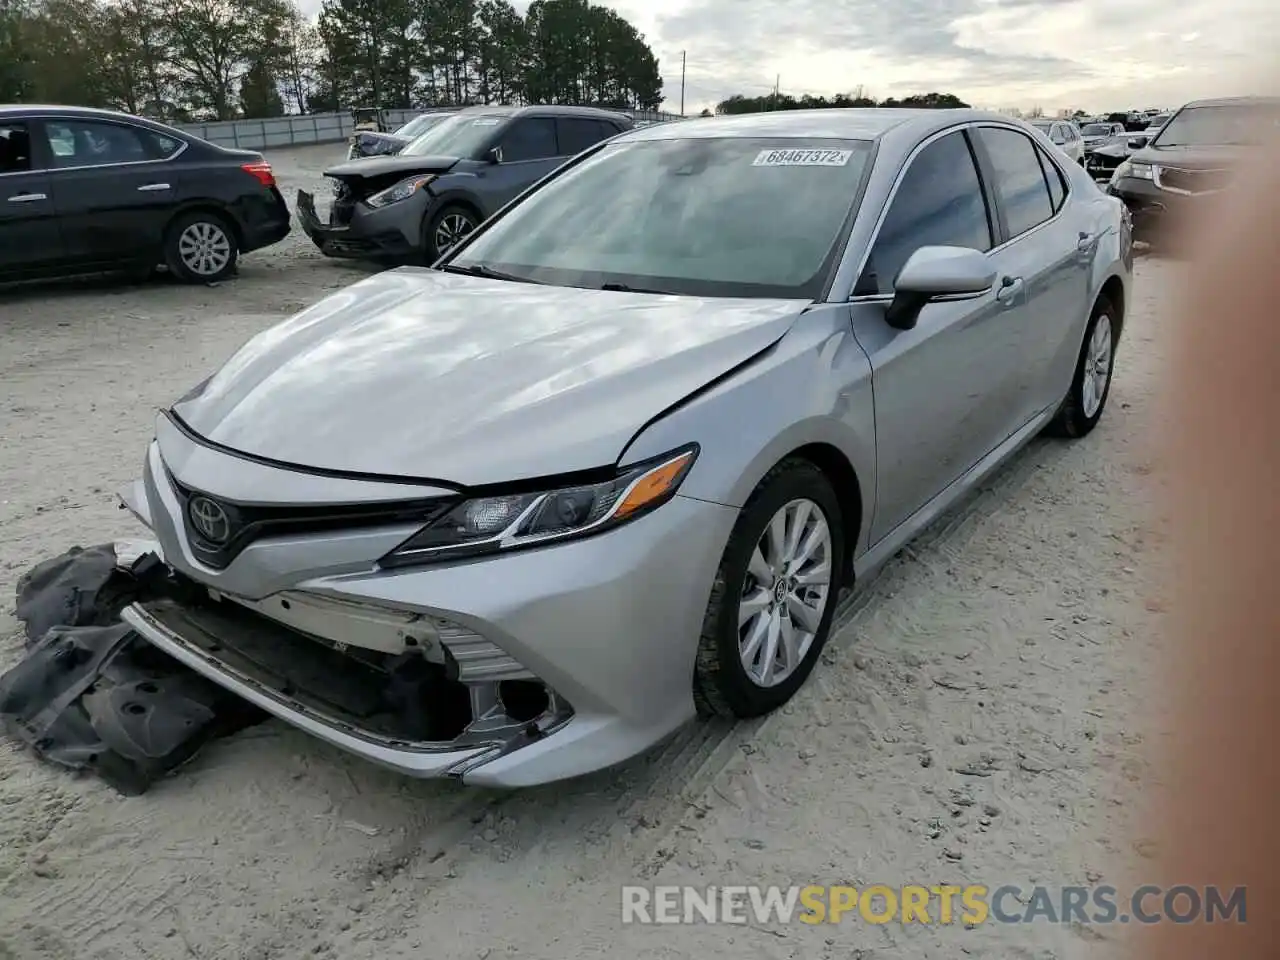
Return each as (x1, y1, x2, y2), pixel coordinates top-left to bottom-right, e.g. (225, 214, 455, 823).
(173, 107, 680, 150)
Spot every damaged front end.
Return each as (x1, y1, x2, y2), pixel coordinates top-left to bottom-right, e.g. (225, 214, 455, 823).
(1, 541, 575, 791)
(119, 574, 575, 780)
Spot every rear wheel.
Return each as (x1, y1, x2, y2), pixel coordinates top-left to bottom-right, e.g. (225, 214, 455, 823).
(693, 460, 844, 718)
(1047, 297, 1117, 438)
(423, 205, 478, 263)
(164, 211, 238, 283)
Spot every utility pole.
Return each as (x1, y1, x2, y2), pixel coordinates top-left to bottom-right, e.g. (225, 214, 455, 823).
(680, 51, 686, 116)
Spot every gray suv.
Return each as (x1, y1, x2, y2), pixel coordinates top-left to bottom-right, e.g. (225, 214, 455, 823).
(298, 105, 633, 262)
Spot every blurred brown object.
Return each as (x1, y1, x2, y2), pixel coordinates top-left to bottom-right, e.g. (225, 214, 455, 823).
(1154, 126, 1280, 956)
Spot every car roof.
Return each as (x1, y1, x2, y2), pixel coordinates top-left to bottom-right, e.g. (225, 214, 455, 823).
(616, 108, 1015, 144)
(454, 104, 632, 122)
(0, 103, 188, 138)
(1181, 96, 1280, 109)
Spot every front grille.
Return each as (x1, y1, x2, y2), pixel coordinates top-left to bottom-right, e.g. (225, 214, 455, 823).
(1157, 166, 1232, 194)
(166, 471, 453, 569)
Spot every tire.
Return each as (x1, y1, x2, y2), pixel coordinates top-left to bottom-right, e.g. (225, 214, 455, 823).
(1047, 297, 1118, 438)
(693, 459, 845, 718)
(423, 204, 479, 263)
(164, 211, 238, 283)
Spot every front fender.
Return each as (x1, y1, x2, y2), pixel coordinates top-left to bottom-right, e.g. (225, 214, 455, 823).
(620, 304, 877, 554)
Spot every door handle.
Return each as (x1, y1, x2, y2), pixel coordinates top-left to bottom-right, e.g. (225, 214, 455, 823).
(137, 183, 171, 192)
(995, 276, 1024, 304)
(7, 192, 46, 202)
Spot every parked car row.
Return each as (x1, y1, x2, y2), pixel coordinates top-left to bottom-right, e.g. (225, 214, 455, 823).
(114, 106, 1132, 785)
(299, 105, 636, 262)
(1106, 95, 1279, 239)
(1, 104, 290, 284)
(0, 103, 663, 285)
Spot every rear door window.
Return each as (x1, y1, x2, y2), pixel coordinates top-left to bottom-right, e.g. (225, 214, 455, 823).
(557, 118, 614, 155)
(40, 119, 160, 168)
(500, 118, 558, 162)
(977, 127, 1055, 239)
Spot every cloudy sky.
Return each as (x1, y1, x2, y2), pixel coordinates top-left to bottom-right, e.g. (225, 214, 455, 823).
(305, 0, 1279, 114)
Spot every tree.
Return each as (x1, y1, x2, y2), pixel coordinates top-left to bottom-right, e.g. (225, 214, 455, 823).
(716, 89, 969, 114)
(4, 0, 668, 117)
(522, 0, 659, 109)
(240, 58, 283, 117)
(159, 0, 297, 119)
(0, 0, 35, 102)
(278, 10, 321, 112)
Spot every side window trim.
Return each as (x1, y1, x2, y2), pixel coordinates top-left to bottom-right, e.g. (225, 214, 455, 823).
(847, 123, 998, 301)
(0, 115, 189, 176)
(969, 123, 1068, 250)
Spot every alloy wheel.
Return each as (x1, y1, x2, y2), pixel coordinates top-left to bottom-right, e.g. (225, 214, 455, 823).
(737, 498, 833, 687)
(1081, 314, 1113, 419)
(434, 213, 475, 254)
(177, 221, 232, 277)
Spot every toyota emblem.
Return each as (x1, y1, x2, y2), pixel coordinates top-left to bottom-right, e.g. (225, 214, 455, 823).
(188, 496, 232, 544)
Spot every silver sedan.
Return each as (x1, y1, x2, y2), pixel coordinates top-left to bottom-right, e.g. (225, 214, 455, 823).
(118, 108, 1132, 786)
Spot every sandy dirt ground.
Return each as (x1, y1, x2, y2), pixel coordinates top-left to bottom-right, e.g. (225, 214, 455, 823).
(1, 143, 1174, 959)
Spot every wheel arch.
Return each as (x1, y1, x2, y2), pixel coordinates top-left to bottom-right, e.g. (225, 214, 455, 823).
(1099, 273, 1125, 340)
(771, 442, 863, 587)
(427, 190, 484, 224)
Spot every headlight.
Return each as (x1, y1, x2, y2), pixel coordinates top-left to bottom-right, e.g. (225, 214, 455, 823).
(366, 174, 436, 207)
(1119, 160, 1153, 181)
(380, 445, 698, 567)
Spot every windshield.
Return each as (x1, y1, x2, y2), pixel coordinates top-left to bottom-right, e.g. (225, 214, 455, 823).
(1153, 104, 1280, 146)
(1081, 124, 1112, 136)
(394, 114, 449, 139)
(446, 136, 873, 299)
(1030, 120, 1052, 131)
(401, 114, 508, 158)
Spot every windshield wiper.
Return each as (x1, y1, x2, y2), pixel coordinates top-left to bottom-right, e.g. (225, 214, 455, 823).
(600, 282, 673, 295)
(438, 263, 540, 284)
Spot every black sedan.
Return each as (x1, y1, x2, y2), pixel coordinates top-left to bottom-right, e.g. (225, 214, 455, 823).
(0, 105, 290, 284)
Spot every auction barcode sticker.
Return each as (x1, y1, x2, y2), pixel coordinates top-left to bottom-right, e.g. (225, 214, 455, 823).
(753, 148, 852, 166)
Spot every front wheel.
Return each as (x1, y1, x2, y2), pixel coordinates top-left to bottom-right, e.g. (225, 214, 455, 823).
(1047, 297, 1117, 438)
(164, 211, 238, 283)
(423, 205, 478, 263)
(693, 460, 845, 718)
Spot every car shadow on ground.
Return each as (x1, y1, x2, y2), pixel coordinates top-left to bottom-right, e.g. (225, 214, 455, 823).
(0, 258, 383, 307)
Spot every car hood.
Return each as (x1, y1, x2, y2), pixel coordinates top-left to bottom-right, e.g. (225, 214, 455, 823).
(324, 154, 461, 181)
(1133, 144, 1251, 168)
(171, 269, 807, 485)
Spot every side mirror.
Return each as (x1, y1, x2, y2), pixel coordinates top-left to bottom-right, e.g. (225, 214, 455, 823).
(1127, 136, 1148, 150)
(884, 246, 996, 331)
(485, 146, 502, 164)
